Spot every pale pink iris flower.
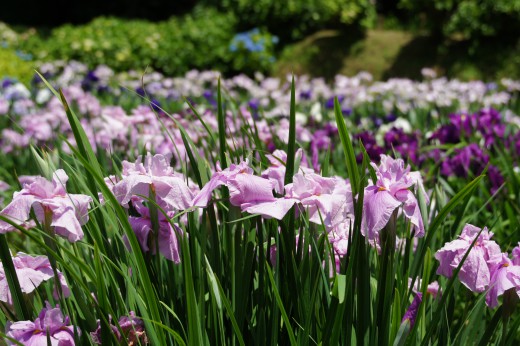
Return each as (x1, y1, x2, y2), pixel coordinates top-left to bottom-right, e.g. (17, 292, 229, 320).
(0, 252, 70, 305)
(435, 224, 501, 293)
(361, 155, 426, 241)
(0, 169, 92, 242)
(192, 160, 277, 208)
(112, 153, 193, 211)
(486, 253, 520, 308)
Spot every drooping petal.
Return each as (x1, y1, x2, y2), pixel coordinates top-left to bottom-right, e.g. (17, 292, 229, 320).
(0, 194, 38, 232)
(361, 187, 401, 240)
(51, 207, 84, 242)
(400, 190, 425, 237)
(227, 173, 276, 206)
(486, 255, 520, 307)
(153, 176, 193, 211)
(454, 247, 490, 293)
(435, 238, 469, 278)
(242, 198, 298, 220)
(68, 194, 93, 225)
(191, 177, 226, 207)
(158, 224, 182, 263)
(112, 174, 152, 206)
(127, 216, 152, 252)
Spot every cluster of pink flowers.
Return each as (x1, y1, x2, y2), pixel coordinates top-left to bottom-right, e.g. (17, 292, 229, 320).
(192, 150, 355, 264)
(435, 224, 520, 307)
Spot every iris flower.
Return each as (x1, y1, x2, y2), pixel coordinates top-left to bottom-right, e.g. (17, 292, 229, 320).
(91, 311, 147, 345)
(0, 252, 70, 305)
(361, 155, 426, 241)
(126, 200, 182, 263)
(112, 153, 193, 211)
(0, 169, 92, 242)
(5, 302, 78, 345)
(435, 224, 501, 293)
(192, 160, 276, 208)
(486, 253, 520, 308)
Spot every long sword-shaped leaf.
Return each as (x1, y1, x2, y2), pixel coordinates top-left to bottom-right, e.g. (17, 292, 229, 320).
(284, 75, 297, 186)
(334, 97, 360, 195)
(0, 234, 30, 320)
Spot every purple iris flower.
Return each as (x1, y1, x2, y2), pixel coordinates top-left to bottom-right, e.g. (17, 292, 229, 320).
(440, 144, 488, 178)
(402, 293, 422, 328)
(310, 129, 332, 172)
(385, 113, 397, 122)
(384, 127, 421, 165)
(299, 90, 312, 100)
(476, 108, 505, 147)
(1, 78, 13, 89)
(0, 252, 70, 305)
(486, 253, 520, 308)
(354, 132, 384, 163)
(91, 311, 147, 345)
(126, 200, 182, 262)
(5, 302, 78, 345)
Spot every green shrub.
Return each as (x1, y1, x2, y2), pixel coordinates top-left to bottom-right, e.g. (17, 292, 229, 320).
(13, 7, 277, 76)
(399, 0, 520, 42)
(202, 0, 376, 42)
(0, 48, 35, 84)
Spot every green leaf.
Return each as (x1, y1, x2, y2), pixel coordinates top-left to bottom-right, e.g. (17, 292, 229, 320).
(334, 97, 360, 195)
(284, 75, 297, 186)
(217, 77, 228, 169)
(0, 233, 31, 320)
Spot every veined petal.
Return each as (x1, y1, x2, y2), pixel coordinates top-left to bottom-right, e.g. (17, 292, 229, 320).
(0, 194, 38, 232)
(191, 177, 225, 207)
(361, 187, 401, 240)
(227, 174, 275, 206)
(51, 207, 84, 242)
(401, 190, 425, 237)
(242, 198, 298, 220)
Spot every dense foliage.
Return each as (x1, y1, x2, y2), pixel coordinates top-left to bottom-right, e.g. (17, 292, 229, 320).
(0, 63, 520, 344)
(1, 8, 279, 76)
(398, 0, 520, 41)
(202, 0, 375, 41)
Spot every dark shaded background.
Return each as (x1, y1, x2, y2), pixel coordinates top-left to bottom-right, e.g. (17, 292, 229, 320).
(0, 0, 196, 26)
